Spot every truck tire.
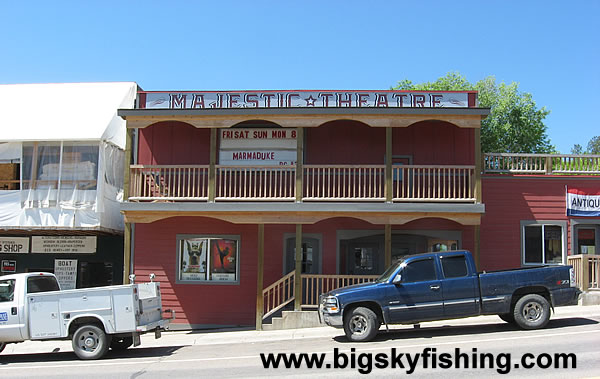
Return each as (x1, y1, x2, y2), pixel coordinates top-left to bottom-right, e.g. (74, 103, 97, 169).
(343, 307, 379, 342)
(513, 294, 550, 330)
(72, 325, 110, 360)
(110, 336, 133, 350)
(498, 313, 515, 324)
(0, 342, 6, 353)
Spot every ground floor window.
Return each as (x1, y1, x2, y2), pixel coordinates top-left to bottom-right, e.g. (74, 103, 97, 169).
(521, 221, 566, 265)
(574, 225, 598, 254)
(177, 235, 239, 284)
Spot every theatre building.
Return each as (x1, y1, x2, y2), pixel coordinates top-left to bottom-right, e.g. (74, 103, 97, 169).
(118, 89, 600, 330)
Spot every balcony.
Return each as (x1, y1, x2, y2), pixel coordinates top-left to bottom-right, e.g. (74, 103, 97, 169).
(128, 164, 476, 203)
(484, 153, 600, 175)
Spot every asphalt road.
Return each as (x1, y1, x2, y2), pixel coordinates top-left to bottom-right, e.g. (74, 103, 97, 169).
(1, 307, 599, 378)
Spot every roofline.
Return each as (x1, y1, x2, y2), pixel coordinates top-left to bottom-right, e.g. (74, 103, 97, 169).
(118, 107, 491, 119)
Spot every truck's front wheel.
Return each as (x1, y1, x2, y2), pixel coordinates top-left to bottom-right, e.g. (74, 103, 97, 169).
(513, 294, 550, 330)
(72, 325, 110, 360)
(343, 307, 379, 342)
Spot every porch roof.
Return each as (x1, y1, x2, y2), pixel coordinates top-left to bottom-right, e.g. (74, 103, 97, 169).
(118, 107, 490, 129)
(121, 201, 485, 225)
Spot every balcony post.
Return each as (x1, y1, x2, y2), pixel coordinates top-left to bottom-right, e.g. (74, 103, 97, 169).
(474, 128, 482, 203)
(385, 224, 392, 268)
(123, 128, 134, 284)
(294, 224, 303, 310)
(208, 128, 217, 202)
(256, 224, 265, 330)
(296, 128, 304, 202)
(385, 127, 392, 202)
(545, 155, 553, 175)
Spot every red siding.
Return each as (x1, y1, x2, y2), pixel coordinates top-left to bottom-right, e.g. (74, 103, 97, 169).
(392, 122, 474, 165)
(480, 176, 600, 271)
(305, 121, 385, 164)
(138, 122, 210, 165)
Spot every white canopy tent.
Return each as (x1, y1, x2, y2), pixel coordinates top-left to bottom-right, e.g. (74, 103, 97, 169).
(0, 82, 137, 232)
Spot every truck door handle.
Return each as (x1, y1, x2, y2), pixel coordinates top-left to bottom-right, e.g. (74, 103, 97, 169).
(11, 307, 17, 315)
(430, 285, 440, 291)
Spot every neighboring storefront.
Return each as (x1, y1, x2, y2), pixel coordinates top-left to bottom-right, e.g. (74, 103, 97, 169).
(0, 82, 136, 287)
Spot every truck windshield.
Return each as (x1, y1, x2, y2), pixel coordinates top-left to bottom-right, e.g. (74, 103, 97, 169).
(376, 260, 404, 283)
(27, 276, 60, 293)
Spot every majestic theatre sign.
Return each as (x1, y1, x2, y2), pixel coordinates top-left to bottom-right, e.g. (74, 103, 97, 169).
(142, 90, 473, 110)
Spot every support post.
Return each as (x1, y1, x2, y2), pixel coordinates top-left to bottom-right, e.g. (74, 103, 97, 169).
(294, 224, 303, 310)
(582, 254, 590, 291)
(208, 128, 217, 202)
(385, 127, 392, 202)
(473, 225, 481, 271)
(123, 128, 134, 284)
(256, 224, 265, 330)
(296, 128, 304, 202)
(474, 128, 482, 203)
(385, 224, 392, 268)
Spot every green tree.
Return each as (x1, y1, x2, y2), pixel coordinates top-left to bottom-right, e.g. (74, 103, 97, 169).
(392, 72, 554, 154)
(571, 136, 600, 154)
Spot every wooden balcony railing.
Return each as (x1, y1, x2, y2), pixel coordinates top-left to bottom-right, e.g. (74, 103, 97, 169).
(393, 165, 475, 202)
(567, 254, 600, 291)
(216, 165, 295, 200)
(484, 153, 600, 175)
(129, 164, 479, 203)
(129, 165, 209, 201)
(261, 272, 378, 319)
(303, 165, 384, 201)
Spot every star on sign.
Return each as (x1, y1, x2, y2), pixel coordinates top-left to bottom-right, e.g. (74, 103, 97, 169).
(304, 95, 316, 106)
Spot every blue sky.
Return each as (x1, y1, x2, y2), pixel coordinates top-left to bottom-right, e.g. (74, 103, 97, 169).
(2, 1, 598, 153)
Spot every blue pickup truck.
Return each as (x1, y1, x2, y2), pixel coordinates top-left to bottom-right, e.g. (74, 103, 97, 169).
(319, 250, 580, 342)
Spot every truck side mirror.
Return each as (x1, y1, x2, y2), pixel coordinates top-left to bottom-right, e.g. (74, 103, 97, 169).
(392, 274, 402, 284)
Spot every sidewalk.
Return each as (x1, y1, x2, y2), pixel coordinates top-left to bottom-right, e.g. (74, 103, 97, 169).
(4, 304, 600, 356)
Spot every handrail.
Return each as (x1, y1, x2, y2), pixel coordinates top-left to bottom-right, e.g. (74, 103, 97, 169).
(300, 274, 379, 308)
(567, 254, 600, 291)
(484, 153, 600, 175)
(262, 271, 295, 319)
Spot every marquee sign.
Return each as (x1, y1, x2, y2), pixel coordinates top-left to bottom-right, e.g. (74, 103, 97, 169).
(142, 91, 472, 110)
(566, 187, 600, 217)
(219, 128, 296, 166)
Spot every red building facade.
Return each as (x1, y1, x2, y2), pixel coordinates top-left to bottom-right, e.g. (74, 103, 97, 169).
(119, 90, 599, 329)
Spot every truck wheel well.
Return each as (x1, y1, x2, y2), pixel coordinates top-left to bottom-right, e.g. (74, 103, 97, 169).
(343, 302, 384, 324)
(68, 317, 105, 336)
(510, 286, 551, 310)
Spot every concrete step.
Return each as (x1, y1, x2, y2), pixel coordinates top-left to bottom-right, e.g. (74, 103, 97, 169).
(262, 310, 321, 330)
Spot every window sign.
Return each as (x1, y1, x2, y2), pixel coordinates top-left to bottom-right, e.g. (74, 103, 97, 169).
(32, 236, 96, 254)
(178, 236, 239, 283)
(1, 260, 16, 273)
(54, 259, 77, 290)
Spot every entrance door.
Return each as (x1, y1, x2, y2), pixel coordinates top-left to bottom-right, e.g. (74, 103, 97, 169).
(347, 243, 379, 275)
(575, 226, 597, 254)
(0, 277, 24, 343)
(285, 237, 320, 274)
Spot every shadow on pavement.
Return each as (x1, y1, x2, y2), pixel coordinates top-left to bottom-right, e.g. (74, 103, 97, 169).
(0, 345, 185, 365)
(332, 317, 598, 343)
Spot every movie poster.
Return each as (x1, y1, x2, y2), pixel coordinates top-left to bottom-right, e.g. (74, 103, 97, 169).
(210, 239, 237, 281)
(180, 238, 208, 281)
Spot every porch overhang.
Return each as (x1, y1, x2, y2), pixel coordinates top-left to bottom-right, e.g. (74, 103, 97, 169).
(118, 107, 490, 129)
(121, 202, 485, 225)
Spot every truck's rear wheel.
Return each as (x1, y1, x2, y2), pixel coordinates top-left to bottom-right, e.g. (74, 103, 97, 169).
(513, 294, 550, 330)
(72, 325, 110, 360)
(343, 307, 379, 342)
(110, 336, 133, 350)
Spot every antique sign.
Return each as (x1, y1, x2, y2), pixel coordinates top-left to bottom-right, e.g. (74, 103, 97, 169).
(566, 187, 600, 217)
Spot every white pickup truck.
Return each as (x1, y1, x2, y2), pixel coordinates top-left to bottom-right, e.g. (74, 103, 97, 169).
(0, 272, 174, 359)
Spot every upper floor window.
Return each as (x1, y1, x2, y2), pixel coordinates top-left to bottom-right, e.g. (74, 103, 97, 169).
(522, 221, 566, 265)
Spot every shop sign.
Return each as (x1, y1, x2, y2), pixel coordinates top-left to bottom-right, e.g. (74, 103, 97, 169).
(31, 236, 97, 254)
(566, 187, 600, 217)
(54, 259, 77, 290)
(144, 91, 471, 110)
(0, 237, 29, 254)
(219, 128, 297, 166)
(1, 260, 16, 273)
